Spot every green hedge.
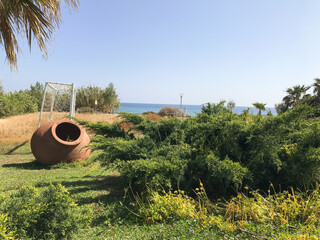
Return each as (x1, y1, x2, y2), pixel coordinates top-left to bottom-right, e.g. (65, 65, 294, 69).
(0, 184, 92, 239)
(0, 91, 38, 117)
(81, 103, 320, 196)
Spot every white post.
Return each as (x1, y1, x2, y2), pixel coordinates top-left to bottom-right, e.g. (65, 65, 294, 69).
(179, 93, 184, 109)
(38, 83, 48, 128)
(48, 90, 56, 121)
(69, 83, 76, 120)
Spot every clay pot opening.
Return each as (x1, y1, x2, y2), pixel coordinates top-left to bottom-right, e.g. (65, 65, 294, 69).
(55, 122, 81, 142)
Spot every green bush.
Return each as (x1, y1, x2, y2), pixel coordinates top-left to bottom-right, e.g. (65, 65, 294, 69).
(0, 213, 14, 240)
(184, 153, 249, 196)
(76, 83, 119, 113)
(79, 120, 133, 139)
(0, 184, 92, 239)
(0, 91, 38, 117)
(24, 81, 44, 110)
(90, 137, 155, 164)
(120, 156, 188, 192)
(83, 102, 320, 196)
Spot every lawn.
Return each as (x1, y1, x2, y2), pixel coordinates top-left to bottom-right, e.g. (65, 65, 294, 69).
(0, 142, 229, 239)
(2, 109, 320, 239)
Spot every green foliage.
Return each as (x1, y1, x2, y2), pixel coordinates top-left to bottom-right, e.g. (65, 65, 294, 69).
(0, 81, 3, 95)
(185, 154, 249, 195)
(275, 80, 320, 115)
(252, 102, 266, 116)
(91, 137, 155, 164)
(0, 213, 14, 240)
(133, 190, 199, 224)
(0, 184, 92, 239)
(120, 156, 187, 191)
(0, 91, 38, 117)
(201, 101, 230, 115)
(24, 81, 44, 110)
(84, 100, 320, 196)
(79, 120, 132, 139)
(76, 83, 120, 113)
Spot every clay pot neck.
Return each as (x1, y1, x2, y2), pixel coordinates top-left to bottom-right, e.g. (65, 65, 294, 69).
(51, 121, 83, 146)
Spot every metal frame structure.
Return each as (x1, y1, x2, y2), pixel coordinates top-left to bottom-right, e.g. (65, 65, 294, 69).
(37, 82, 76, 128)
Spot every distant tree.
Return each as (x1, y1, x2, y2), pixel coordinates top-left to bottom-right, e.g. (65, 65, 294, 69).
(276, 84, 311, 114)
(76, 83, 120, 114)
(201, 101, 229, 115)
(285, 85, 310, 107)
(275, 103, 289, 115)
(102, 83, 120, 113)
(24, 81, 44, 110)
(252, 102, 266, 116)
(0, 0, 78, 70)
(227, 100, 236, 111)
(313, 78, 320, 97)
(0, 91, 38, 117)
(0, 81, 3, 95)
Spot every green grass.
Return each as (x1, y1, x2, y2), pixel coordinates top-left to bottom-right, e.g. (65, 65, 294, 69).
(1, 143, 227, 239)
(2, 142, 316, 239)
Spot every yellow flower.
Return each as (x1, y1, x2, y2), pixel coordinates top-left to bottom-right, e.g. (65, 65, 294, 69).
(195, 188, 199, 191)
(244, 186, 249, 190)
(200, 182, 203, 186)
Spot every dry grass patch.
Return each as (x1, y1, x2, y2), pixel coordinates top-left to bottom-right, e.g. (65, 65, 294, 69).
(0, 112, 119, 143)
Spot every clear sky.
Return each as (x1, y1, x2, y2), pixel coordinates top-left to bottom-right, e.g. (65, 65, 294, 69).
(1, 0, 320, 107)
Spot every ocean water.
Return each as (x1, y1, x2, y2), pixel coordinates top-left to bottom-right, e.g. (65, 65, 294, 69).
(116, 102, 277, 117)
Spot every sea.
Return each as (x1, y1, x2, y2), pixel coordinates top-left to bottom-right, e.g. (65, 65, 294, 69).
(116, 102, 277, 117)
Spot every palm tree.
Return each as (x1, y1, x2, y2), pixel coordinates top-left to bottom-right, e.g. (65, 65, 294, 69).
(284, 85, 310, 107)
(252, 102, 266, 116)
(0, 0, 78, 70)
(313, 79, 320, 98)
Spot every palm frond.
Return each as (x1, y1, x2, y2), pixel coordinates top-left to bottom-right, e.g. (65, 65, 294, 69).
(0, 0, 78, 70)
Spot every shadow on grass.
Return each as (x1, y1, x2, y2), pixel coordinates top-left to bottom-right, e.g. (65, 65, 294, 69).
(5, 141, 29, 155)
(35, 173, 131, 225)
(36, 174, 124, 202)
(2, 160, 49, 170)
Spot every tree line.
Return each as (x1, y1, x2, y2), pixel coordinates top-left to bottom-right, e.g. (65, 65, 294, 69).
(0, 82, 120, 118)
(275, 79, 320, 115)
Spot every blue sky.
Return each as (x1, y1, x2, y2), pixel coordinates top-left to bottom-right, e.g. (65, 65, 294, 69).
(1, 0, 320, 107)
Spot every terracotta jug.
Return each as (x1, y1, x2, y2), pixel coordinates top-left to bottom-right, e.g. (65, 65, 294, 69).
(31, 119, 91, 165)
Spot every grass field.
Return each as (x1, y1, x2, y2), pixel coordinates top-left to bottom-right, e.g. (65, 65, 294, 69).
(1, 113, 318, 239)
(0, 143, 227, 239)
(0, 113, 229, 239)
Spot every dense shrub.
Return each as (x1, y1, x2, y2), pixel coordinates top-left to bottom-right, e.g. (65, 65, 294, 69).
(0, 184, 92, 239)
(81, 101, 320, 196)
(24, 81, 44, 110)
(120, 157, 188, 192)
(0, 91, 38, 117)
(76, 83, 119, 113)
(0, 213, 14, 239)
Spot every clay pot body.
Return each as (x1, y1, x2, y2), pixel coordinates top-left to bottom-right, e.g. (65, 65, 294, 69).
(31, 119, 91, 165)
